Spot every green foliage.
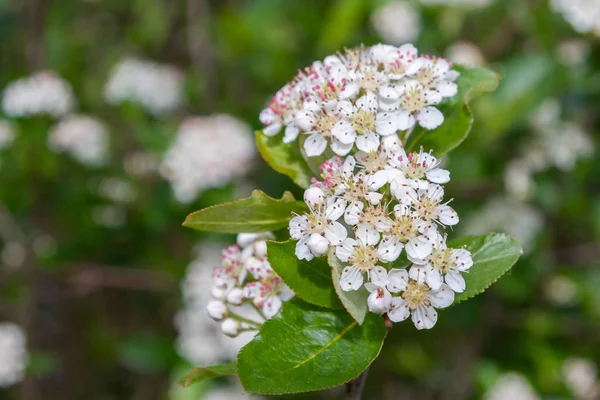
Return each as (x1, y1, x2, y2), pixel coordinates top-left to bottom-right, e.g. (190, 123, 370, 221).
(406, 65, 500, 156)
(182, 190, 307, 233)
(179, 362, 237, 388)
(267, 240, 342, 309)
(237, 298, 387, 394)
(256, 131, 313, 189)
(451, 233, 523, 304)
(327, 248, 370, 324)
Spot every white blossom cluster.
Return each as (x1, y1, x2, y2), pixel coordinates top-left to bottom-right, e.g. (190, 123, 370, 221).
(47, 114, 109, 167)
(259, 44, 459, 155)
(206, 233, 294, 337)
(160, 115, 256, 203)
(104, 58, 184, 116)
(0, 322, 28, 388)
(288, 137, 472, 330)
(370, 2, 421, 45)
(484, 373, 539, 400)
(551, 0, 600, 37)
(562, 357, 599, 400)
(504, 99, 593, 201)
(1, 71, 75, 118)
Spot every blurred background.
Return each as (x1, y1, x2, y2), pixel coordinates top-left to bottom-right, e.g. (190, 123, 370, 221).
(0, 0, 599, 399)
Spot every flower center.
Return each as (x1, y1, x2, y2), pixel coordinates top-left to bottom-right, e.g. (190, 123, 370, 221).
(351, 108, 376, 135)
(359, 70, 379, 93)
(400, 87, 426, 112)
(306, 212, 328, 235)
(390, 215, 418, 242)
(349, 245, 378, 272)
(342, 176, 370, 202)
(401, 152, 428, 179)
(414, 196, 439, 222)
(359, 150, 388, 173)
(430, 248, 456, 273)
(416, 67, 436, 90)
(361, 204, 388, 227)
(314, 113, 338, 137)
(402, 281, 431, 310)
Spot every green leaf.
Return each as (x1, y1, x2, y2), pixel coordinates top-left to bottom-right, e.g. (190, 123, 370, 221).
(237, 299, 387, 394)
(179, 362, 237, 388)
(256, 130, 313, 189)
(450, 233, 523, 304)
(406, 65, 500, 157)
(267, 241, 342, 309)
(182, 190, 307, 233)
(327, 248, 369, 324)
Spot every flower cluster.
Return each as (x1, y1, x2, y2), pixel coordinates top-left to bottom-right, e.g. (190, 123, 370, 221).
(0, 322, 28, 388)
(1, 71, 75, 118)
(160, 115, 256, 203)
(259, 44, 458, 155)
(551, 0, 600, 37)
(289, 135, 472, 329)
(104, 57, 184, 116)
(206, 232, 294, 337)
(47, 114, 109, 167)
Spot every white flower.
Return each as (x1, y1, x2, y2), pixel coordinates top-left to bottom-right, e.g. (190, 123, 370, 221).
(220, 318, 241, 337)
(207, 300, 228, 320)
(484, 373, 539, 400)
(47, 115, 109, 167)
(389, 148, 450, 188)
(395, 80, 444, 130)
(446, 41, 485, 66)
(297, 105, 351, 156)
(289, 197, 347, 260)
(337, 225, 387, 291)
(411, 184, 459, 227)
(562, 357, 599, 400)
(243, 264, 294, 318)
(0, 322, 27, 387)
(260, 83, 303, 142)
(96, 177, 136, 204)
(408, 231, 473, 292)
(159, 115, 255, 203)
(332, 92, 384, 153)
(371, 1, 421, 45)
(378, 204, 433, 262)
(550, 0, 600, 37)
(212, 244, 247, 289)
(337, 170, 388, 206)
(344, 201, 392, 233)
(2, 71, 74, 118)
(387, 278, 455, 330)
(411, 57, 458, 98)
(0, 120, 16, 150)
(104, 58, 183, 116)
(318, 155, 356, 194)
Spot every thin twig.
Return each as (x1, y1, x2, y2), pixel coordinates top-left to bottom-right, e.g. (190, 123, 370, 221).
(346, 366, 371, 400)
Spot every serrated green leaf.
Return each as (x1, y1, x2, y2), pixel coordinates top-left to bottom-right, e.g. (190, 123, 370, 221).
(179, 362, 236, 388)
(328, 248, 369, 324)
(237, 298, 387, 394)
(450, 233, 523, 304)
(256, 131, 313, 189)
(182, 190, 307, 233)
(267, 241, 342, 309)
(406, 65, 500, 156)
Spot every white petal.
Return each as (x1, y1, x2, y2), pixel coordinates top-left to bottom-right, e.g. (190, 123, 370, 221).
(336, 238, 357, 262)
(324, 221, 348, 246)
(425, 268, 443, 291)
(412, 305, 438, 330)
(388, 297, 410, 322)
(365, 192, 384, 205)
(406, 236, 433, 261)
(379, 84, 400, 102)
(283, 124, 300, 143)
(437, 81, 457, 97)
(325, 198, 346, 221)
(263, 122, 283, 136)
(387, 268, 409, 293)
(378, 236, 404, 263)
(370, 265, 389, 286)
(356, 224, 380, 246)
(342, 156, 356, 176)
(340, 266, 364, 291)
(295, 236, 314, 261)
(396, 109, 416, 130)
(355, 131, 380, 152)
(453, 248, 473, 271)
(438, 205, 459, 226)
(406, 57, 426, 75)
(304, 187, 326, 207)
(368, 170, 389, 191)
(336, 100, 354, 118)
(304, 133, 327, 156)
(367, 287, 391, 315)
(332, 120, 357, 144)
(295, 110, 315, 132)
(445, 271, 466, 293)
(289, 215, 308, 239)
(308, 233, 329, 257)
(331, 137, 354, 156)
(426, 168, 450, 184)
(408, 265, 428, 285)
(262, 295, 282, 318)
(375, 111, 398, 136)
(417, 107, 444, 130)
(344, 201, 364, 225)
(428, 284, 455, 308)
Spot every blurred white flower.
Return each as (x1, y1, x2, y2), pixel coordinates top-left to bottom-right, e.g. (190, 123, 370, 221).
(1, 242, 26, 269)
(97, 177, 136, 204)
(123, 151, 158, 177)
(462, 197, 543, 254)
(48, 115, 109, 167)
(446, 41, 485, 66)
(160, 115, 255, 203)
(175, 243, 256, 365)
(2, 71, 75, 118)
(556, 39, 590, 66)
(0, 120, 17, 150)
(91, 205, 126, 228)
(504, 159, 534, 201)
(551, 0, 600, 37)
(419, 0, 493, 7)
(0, 322, 28, 387)
(371, 2, 421, 45)
(563, 357, 599, 400)
(545, 275, 578, 307)
(484, 373, 539, 400)
(104, 58, 183, 116)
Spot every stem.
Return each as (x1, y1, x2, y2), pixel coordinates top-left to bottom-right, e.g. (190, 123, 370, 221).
(229, 311, 262, 330)
(346, 366, 370, 400)
(403, 125, 415, 144)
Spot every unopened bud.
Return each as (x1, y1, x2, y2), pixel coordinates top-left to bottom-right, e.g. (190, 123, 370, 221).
(206, 299, 227, 320)
(304, 187, 325, 207)
(308, 233, 329, 257)
(253, 240, 268, 257)
(226, 288, 244, 305)
(211, 286, 227, 300)
(221, 318, 241, 337)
